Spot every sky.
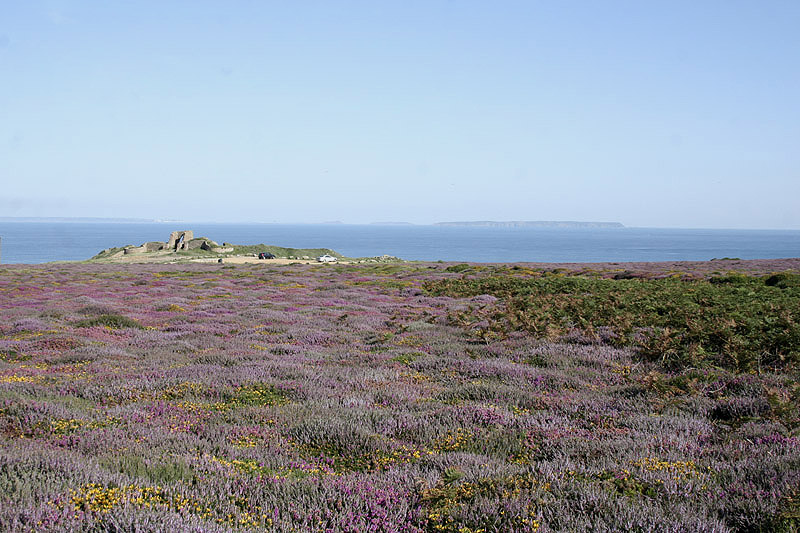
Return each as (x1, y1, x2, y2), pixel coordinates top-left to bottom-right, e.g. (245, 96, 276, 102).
(1, 1, 799, 229)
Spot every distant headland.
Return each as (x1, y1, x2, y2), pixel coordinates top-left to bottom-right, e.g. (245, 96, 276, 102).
(435, 221, 625, 228)
(89, 229, 401, 265)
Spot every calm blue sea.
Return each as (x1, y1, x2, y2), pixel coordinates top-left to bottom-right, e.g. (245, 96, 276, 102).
(0, 222, 798, 264)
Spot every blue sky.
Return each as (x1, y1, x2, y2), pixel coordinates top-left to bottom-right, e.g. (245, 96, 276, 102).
(1, 1, 799, 228)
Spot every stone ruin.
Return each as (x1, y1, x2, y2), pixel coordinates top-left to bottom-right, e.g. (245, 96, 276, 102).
(120, 231, 230, 255)
(167, 230, 194, 251)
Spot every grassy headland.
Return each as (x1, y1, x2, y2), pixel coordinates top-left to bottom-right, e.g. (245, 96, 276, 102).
(90, 242, 344, 262)
(89, 240, 401, 265)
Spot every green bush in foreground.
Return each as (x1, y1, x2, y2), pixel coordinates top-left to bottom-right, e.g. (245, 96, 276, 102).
(426, 272, 800, 373)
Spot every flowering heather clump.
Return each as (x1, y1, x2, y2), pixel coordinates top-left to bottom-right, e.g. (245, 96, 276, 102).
(0, 259, 798, 532)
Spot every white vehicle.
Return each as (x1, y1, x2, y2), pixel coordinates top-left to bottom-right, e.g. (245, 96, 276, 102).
(316, 254, 338, 263)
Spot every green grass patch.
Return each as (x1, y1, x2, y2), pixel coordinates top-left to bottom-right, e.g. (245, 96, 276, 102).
(233, 382, 290, 407)
(229, 244, 343, 259)
(390, 352, 424, 365)
(101, 455, 195, 484)
(90, 247, 127, 260)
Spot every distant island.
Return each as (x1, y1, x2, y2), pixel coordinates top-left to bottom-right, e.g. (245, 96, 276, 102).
(435, 220, 625, 228)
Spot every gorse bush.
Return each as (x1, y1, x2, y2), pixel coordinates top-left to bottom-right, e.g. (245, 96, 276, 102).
(426, 272, 800, 373)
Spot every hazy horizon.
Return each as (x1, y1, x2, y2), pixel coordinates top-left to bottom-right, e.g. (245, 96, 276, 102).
(4, 215, 800, 232)
(2, 2, 799, 229)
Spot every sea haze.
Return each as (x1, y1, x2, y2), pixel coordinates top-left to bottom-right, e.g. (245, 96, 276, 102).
(0, 222, 798, 264)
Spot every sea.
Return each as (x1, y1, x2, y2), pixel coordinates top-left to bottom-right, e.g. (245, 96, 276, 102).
(0, 222, 798, 264)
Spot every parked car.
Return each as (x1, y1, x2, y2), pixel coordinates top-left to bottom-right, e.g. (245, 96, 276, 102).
(258, 252, 276, 259)
(316, 254, 337, 263)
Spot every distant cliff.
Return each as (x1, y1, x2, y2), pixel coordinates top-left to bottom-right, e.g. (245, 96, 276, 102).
(435, 221, 625, 228)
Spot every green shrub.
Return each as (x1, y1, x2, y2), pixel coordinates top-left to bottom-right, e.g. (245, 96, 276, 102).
(445, 263, 472, 273)
(75, 314, 143, 329)
(765, 273, 800, 289)
(709, 273, 751, 285)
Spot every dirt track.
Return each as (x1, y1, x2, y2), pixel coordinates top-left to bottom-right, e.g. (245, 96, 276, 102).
(188, 256, 348, 265)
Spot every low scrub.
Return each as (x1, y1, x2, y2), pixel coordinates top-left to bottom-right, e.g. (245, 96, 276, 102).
(426, 272, 800, 373)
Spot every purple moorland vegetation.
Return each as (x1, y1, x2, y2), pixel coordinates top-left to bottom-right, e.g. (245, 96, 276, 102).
(0, 260, 798, 532)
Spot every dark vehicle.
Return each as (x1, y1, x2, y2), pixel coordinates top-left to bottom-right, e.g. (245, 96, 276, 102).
(258, 252, 276, 259)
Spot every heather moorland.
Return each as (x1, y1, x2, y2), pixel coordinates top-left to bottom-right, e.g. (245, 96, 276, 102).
(1, 259, 798, 532)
